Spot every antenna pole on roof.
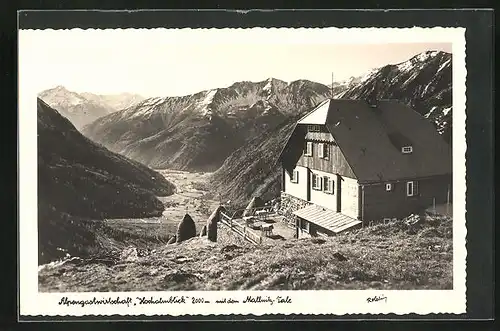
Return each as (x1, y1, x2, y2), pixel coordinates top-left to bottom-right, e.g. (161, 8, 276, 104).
(331, 72, 334, 99)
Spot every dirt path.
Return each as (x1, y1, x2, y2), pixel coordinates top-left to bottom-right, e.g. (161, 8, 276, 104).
(104, 169, 221, 236)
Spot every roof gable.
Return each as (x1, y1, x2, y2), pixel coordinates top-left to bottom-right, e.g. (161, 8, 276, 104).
(297, 99, 330, 125)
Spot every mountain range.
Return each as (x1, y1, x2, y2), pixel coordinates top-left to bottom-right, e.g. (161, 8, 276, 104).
(37, 98, 175, 263)
(82, 78, 331, 172)
(38, 86, 145, 129)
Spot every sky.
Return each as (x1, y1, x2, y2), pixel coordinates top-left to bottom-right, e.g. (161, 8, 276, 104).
(20, 29, 452, 98)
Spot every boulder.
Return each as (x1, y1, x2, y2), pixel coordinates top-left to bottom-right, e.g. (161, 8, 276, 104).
(333, 252, 348, 261)
(167, 235, 176, 244)
(120, 246, 138, 261)
(176, 213, 197, 243)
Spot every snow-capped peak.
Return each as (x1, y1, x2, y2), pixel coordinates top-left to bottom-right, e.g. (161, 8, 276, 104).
(359, 68, 378, 83)
(397, 50, 440, 72)
(39, 86, 87, 107)
(263, 78, 273, 92)
(126, 96, 168, 119)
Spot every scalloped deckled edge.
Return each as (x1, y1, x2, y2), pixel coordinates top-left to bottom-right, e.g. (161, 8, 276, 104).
(18, 26, 467, 318)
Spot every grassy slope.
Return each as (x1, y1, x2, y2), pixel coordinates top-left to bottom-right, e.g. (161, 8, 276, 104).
(38, 99, 176, 264)
(39, 213, 452, 291)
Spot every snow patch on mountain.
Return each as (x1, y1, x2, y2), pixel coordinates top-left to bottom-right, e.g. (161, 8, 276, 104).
(396, 50, 440, 72)
(425, 106, 438, 119)
(359, 69, 378, 83)
(129, 97, 167, 119)
(198, 89, 218, 116)
(415, 50, 439, 61)
(442, 107, 452, 117)
(263, 78, 273, 92)
(438, 58, 452, 73)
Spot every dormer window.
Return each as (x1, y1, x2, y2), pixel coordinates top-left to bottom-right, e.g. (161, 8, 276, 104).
(402, 146, 413, 154)
(308, 125, 321, 132)
(305, 141, 313, 156)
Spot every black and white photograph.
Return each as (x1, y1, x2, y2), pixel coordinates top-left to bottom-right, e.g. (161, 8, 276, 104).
(18, 25, 467, 317)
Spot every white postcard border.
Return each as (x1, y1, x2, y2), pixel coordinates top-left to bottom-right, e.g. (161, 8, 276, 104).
(18, 27, 467, 317)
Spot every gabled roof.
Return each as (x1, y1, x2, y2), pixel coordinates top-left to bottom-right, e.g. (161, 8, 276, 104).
(280, 99, 452, 183)
(325, 99, 452, 182)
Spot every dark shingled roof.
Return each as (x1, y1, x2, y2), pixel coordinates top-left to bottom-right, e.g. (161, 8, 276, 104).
(278, 99, 452, 183)
(320, 99, 452, 183)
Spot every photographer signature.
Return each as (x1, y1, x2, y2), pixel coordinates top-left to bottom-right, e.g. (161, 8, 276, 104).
(366, 295, 387, 303)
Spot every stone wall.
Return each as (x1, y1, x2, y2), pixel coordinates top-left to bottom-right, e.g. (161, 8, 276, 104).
(279, 192, 311, 223)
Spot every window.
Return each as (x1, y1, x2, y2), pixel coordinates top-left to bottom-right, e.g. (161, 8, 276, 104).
(305, 141, 313, 156)
(290, 170, 299, 183)
(312, 173, 322, 190)
(308, 125, 320, 132)
(407, 181, 418, 196)
(402, 146, 413, 154)
(385, 183, 393, 191)
(323, 143, 329, 159)
(318, 143, 329, 159)
(323, 176, 334, 194)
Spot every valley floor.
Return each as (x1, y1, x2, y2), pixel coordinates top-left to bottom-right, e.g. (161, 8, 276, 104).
(102, 169, 221, 239)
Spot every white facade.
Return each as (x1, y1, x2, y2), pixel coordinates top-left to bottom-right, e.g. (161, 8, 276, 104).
(283, 165, 308, 201)
(340, 176, 359, 219)
(309, 168, 337, 211)
(284, 165, 359, 219)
